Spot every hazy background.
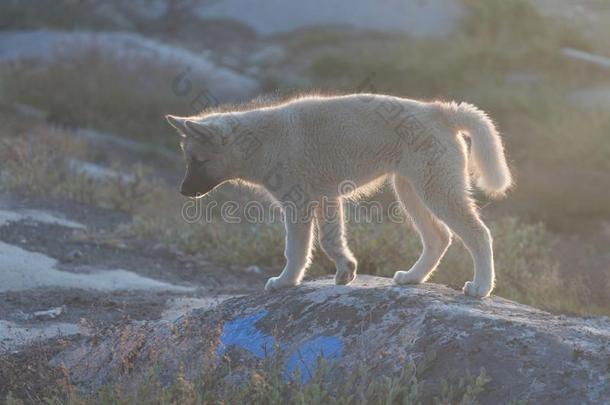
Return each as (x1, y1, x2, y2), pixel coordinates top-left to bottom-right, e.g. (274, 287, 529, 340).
(1, 0, 609, 315)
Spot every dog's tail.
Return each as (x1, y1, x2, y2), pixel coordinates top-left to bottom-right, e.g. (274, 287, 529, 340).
(436, 101, 512, 198)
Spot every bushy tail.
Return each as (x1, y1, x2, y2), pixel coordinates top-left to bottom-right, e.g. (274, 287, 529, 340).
(437, 101, 512, 197)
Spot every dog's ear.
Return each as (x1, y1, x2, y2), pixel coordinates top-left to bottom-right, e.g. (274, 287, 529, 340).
(184, 120, 227, 147)
(166, 115, 228, 146)
(165, 115, 189, 138)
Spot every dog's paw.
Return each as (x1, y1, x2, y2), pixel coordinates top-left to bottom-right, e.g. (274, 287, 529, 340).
(462, 281, 491, 298)
(334, 260, 356, 285)
(265, 276, 297, 291)
(335, 269, 356, 285)
(393, 270, 424, 285)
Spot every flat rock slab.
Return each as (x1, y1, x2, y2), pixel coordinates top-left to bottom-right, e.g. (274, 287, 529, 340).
(53, 276, 610, 404)
(0, 241, 194, 293)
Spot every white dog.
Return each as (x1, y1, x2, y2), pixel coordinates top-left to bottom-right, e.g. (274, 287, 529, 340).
(167, 93, 512, 297)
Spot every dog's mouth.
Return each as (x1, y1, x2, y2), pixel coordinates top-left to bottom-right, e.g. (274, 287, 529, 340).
(180, 189, 203, 198)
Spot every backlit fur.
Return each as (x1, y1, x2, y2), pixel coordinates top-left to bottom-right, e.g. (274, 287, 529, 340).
(167, 93, 512, 297)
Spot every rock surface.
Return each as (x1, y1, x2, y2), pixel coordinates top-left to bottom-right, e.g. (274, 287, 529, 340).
(53, 276, 610, 404)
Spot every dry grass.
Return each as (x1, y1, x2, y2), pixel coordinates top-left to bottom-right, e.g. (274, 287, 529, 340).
(125, 198, 608, 316)
(0, 123, 165, 212)
(4, 354, 489, 405)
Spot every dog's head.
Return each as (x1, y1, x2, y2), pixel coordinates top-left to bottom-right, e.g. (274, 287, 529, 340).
(166, 115, 235, 198)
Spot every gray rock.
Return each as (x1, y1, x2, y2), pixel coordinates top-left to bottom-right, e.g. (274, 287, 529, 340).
(15, 305, 66, 321)
(245, 265, 263, 274)
(53, 276, 610, 403)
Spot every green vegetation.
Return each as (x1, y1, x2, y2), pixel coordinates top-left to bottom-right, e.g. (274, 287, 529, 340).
(5, 355, 490, 405)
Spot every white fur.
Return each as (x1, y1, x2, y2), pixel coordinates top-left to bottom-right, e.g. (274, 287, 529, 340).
(167, 94, 513, 297)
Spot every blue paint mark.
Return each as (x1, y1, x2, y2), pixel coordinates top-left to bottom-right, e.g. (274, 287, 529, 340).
(218, 312, 343, 384)
(285, 336, 343, 383)
(217, 310, 276, 358)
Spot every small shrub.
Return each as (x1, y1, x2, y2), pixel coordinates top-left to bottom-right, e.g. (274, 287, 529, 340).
(435, 367, 491, 405)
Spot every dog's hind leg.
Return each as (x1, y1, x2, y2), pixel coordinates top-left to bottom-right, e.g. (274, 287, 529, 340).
(405, 168, 495, 298)
(392, 174, 452, 285)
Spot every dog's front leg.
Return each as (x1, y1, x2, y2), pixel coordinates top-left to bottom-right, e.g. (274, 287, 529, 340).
(265, 217, 314, 291)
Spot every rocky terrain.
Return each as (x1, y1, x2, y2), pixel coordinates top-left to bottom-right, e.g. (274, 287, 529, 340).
(0, 192, 269, 353)
(52, 276, 610, 404)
